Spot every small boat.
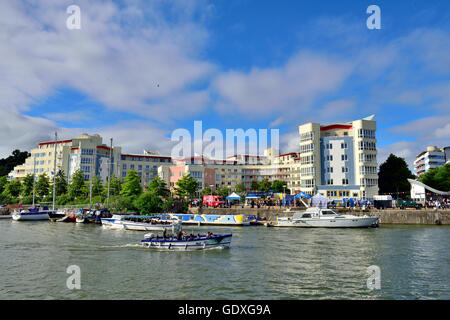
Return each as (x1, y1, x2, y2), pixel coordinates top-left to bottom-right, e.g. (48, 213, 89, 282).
(0, 214, 12, 219)
(101, 214, 182, 232)
(141, 232, 232, 250)
(166, 213, 250, 226)
(48, 210, 67, 221)
(56, 213, 77, 223)
(275, 207, 379, 228)
(12, 207, 53, 221)
(76, 209, 112, 224)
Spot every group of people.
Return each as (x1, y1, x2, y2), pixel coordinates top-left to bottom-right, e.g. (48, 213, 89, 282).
(160, 227, 214, 241)
(426, 198, 450, 209)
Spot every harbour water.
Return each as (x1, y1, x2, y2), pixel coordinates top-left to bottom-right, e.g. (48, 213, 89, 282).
(0, 220, 448, 300)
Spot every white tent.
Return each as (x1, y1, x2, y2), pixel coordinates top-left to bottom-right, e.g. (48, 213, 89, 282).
(226, 192, 241, 200)
(310, 193, 329, 209)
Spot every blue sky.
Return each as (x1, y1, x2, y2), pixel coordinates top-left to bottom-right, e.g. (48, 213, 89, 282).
(1, 0, 449, 168)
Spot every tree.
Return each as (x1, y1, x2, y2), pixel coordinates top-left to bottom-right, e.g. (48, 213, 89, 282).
(147, 176, 170, 199)
(0, 149, 30, 177)
(235, 182, 245, 193)
(120, 169, 142, 197)
(3, 179, 21, 198)
(272, 180, 287, 193)
(91, 175, 104, 197)
(250, 180, 259, 191)
(54, 170, 68, 197)
(68, 169, 87, 200)
(258, 178, 272, 192)
(135, 189, 162, 214)
(378, 154, 415, 197)
(21, 173, 35, 197)
(174, 173, 199, 199)
(109, 175, 122, 196)
(35, 173, 50, 199)
(215, 186, 230, 199)
(201, 186, 213, 196)
(0, 176, 7, 194)
(419, 163, 450, 192)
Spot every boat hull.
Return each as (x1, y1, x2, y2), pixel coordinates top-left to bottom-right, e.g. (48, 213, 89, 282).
(0, 215, 12, 219)
(12, 212, 51, 221)
(101, 218, 181, 232)
(141, 234, 232, 251)
(276, 216, 379, 228)
(168, 214, 249, 226)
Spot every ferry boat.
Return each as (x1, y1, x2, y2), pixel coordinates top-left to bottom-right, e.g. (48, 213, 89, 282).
(275, 207, 379, 228)
(141, 232, 232, 250)
(101, 214, 182, 232)
(11, 207, 53, 221)
(165, 213, 251, 226)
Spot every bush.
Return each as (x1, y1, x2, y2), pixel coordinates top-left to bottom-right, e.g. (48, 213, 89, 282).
(20, 195, 34, 205)
(135, 191, 162, 215)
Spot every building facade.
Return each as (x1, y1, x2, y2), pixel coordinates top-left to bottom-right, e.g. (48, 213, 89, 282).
(414, 146, 449, 176)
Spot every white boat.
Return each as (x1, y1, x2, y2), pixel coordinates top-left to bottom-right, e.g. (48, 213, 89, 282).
(0, 214, 12, 219)
(140, 233, 232, 250)
(12, 208, 53, 221)
(101, 214, 182, 232)
(275, 207, 379, 228)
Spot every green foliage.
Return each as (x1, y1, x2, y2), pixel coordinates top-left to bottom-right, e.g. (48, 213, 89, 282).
(55, 194, 71, 205)
(108, 175, 122, 196)
(91, 175, 104, 197)
(21, 173, 34, 197)
(3, 179, 21, 198)
(0, 176, 7, 194)
(147, 176, 170, 199)
(258, 178, 272, 192)
(54, 170, 68, 196)
(215, 186, 230, 199)
(235, 182, 245, 193)
(68, 169, 87, 200)
(419, 163, 450, 192)
(0, 149, 30, 177)
(35, 173, 50, 199)
(174, 173, 199, 199)
(118, 196, 138, 212)
(20, 195, 34, 205)
(272, 180, 287, 193)
(201, 186, 213, 196)
(135, 190, 162, 214)
(378, 154, 415, 196)
(120, 169, 142, 197)
(250, 180, 259, 191)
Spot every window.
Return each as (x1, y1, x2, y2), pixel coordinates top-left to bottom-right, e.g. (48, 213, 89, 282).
(341, 142, 348, 149)
(130, 164, 135, 169)
(327, 179, 333, 185)
(326, 155, 333, 161)
(342, 179, 349, 185)
(325, 143, 333, 150)
(138, 165, 142, 170)
(341, 154, 348, 161)
(122, 171, 127, 177)
(327, 167, 333, 173)
(342, 167, 348, 173)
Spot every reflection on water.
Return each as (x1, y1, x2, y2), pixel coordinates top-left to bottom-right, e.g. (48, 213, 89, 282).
(0, 221, 448, 299)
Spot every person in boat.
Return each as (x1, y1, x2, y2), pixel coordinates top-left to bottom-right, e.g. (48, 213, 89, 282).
(163, 228, 167, 239)
(177, 228, 183, 240)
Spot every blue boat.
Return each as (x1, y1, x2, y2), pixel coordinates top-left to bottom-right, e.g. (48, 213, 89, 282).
(140, 233, 232, 250)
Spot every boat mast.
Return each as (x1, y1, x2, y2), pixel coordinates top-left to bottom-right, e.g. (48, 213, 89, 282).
(52, 132, 57, 211)
(32, 153, 36, 208)
(89, 146, 97, 210)
(106, 138, 112, 209)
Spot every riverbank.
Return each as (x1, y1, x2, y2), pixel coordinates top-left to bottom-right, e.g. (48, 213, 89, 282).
(189, 207, 450, 225)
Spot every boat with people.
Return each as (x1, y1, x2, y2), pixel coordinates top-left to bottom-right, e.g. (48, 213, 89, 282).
(101, 214, 182, 232)
(11, 207, 54, 221)
(76, 209, 112, 224)
(140, 231, 232, 250)
(275, 207, 379, 228)
(165, 213, 251, 226)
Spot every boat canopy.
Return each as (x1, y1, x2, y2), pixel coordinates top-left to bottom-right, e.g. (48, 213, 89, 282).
(245, 193, 260, 199)
(294, 192, 311, 199)
(310, 193, 329, 209)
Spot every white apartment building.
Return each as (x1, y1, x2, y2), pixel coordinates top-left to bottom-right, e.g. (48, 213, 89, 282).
(414, 146, 449, 176)
(298, 115, 378, 199)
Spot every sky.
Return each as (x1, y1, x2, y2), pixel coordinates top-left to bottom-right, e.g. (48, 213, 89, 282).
(0, 0, 449, 169)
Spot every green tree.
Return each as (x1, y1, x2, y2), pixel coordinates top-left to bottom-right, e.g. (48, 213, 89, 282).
(54, 170, 68, 196)
(135, 189, 162, 214)
(21, 173, 35, 197)
(419, 163, 450, 192)
(0, 176, 7, 194)
(108, 174, 122, 196)
(201, 186, 213, 196)
(35, 173, 50, 199)
(68, 169, 88, 200)
(0, 149, 31, 177)
(147, 175, 170, 199)
(258, 178, 272, 192)
(235, 182, 245, 193)
(3, 179, 21, 198)
(378, 154, 415, 197)
(174, 173, 199, 199)
(91, 175, 104, 197)
(250, 180, 259, 191)
(215, 186, 230, 199)
(272, 180, 288, 193)
(120, 169, 142, 197)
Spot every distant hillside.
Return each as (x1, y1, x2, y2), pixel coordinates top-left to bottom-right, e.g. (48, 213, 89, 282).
(0, 150, 31, 177)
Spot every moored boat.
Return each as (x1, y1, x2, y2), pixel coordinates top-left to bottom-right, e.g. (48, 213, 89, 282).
(101, 214, 181, 232)
(166, 213, 250, 226)
(0, 214, 12, 219)
(275, 207, 379, 228)
(141, 232, 232, 250)
(12, 207, 53, 221)
(76, 209, 112, 224)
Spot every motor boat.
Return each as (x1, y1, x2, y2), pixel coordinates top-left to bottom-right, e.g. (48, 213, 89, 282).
(76, 209, 112, 224)
(140, 232, 232, 250)
(275, 207, 379, 228)
(101, 214, 182, 232)
(11, 207, 53, 221)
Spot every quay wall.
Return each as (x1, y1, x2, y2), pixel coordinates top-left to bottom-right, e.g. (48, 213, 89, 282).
(188, 207, 450, 225)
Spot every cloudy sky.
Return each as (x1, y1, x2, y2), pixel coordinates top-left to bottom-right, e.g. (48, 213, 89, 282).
(0, 0, 449, 169)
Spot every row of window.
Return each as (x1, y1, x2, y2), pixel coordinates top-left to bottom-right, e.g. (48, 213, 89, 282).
(359, 153, 377, 162)
(121, 156, 168, 163)
(358, 141, 376, 151)
(301, 179, 315, 188)
(326, 179, 350, 185)
(358, 129, 376, 139)
(81, 149, 94, 155)
(300, 167, 315, 176)
(360, 178, 378, 187)
(327, 190, 354, 197)
(300, 131, 314, 142)
(300, 143, 314, 153)
(360, 166, 377, 174)
(300, 155, 315, 165)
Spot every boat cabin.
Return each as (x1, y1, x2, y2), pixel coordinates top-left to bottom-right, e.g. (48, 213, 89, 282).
(292, 208, 342, 219)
